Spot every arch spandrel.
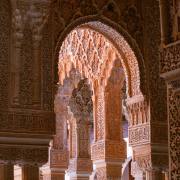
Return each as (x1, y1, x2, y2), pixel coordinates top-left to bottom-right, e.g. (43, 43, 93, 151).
(58, 22, 145, 99)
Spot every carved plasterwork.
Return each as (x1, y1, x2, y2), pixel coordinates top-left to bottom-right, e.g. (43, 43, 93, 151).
(41, 17, 53, 111)
(160, 42, 180, 74)
(0, 111, 54, 134)
(91, 140, 126, 162)
(0, 0, 10, 109)
(168, 87, 180, 179)
(0, 145, 48, 166)
(50, 149, 68, 168)
(129, 123, 150, 146)
(10, 0, 51, 107)
(58, 25, 144, 98)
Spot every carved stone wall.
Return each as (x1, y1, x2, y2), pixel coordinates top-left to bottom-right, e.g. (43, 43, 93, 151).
(160, 1, 180, 177)
(0, 0, 176, 178)
(0, 0, 55, 167)
(0, 0, 10, 109)
(168, 85, 180, 179)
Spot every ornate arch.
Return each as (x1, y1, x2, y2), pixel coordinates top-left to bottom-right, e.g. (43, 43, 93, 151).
(55, 18, 151, 179)
(55, 17, 147, 99)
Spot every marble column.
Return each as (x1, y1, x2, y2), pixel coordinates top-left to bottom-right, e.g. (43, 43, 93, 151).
(0, 163, 14, 180)
(41, 90, 70, 179)
(22, 165, 39, 180)
(67, 118, 92, 180)
(67, 79, 93, 179)
(92, 65, 126, 179)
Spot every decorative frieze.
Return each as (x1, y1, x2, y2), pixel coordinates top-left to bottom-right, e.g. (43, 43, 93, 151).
(91, 140, 126, 161)
(126, 96, 149, 126)
(129, 123, 150, 146)
(0, 145, 48, 165)
(0, 111, 55, 134)
(91, 141, 105, 161)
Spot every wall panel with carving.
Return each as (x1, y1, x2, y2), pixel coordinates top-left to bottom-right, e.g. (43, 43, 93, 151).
(168, 87, 180, 179)
(41, 16, 54, 111)
(0, 0, 11, 109)
(0, 0, 55, 166)
(142, 0, 168, 147)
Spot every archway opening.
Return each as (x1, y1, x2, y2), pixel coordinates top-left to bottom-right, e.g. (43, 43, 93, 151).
(49, 21, 148, 179)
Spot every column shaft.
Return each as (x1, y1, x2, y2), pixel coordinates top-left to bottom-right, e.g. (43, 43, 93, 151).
(22, 165, 39, 180)
(0, 164, 14, 180)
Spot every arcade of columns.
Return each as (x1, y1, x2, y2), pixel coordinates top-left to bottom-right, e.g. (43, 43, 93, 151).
(0, 0, 179, 180)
